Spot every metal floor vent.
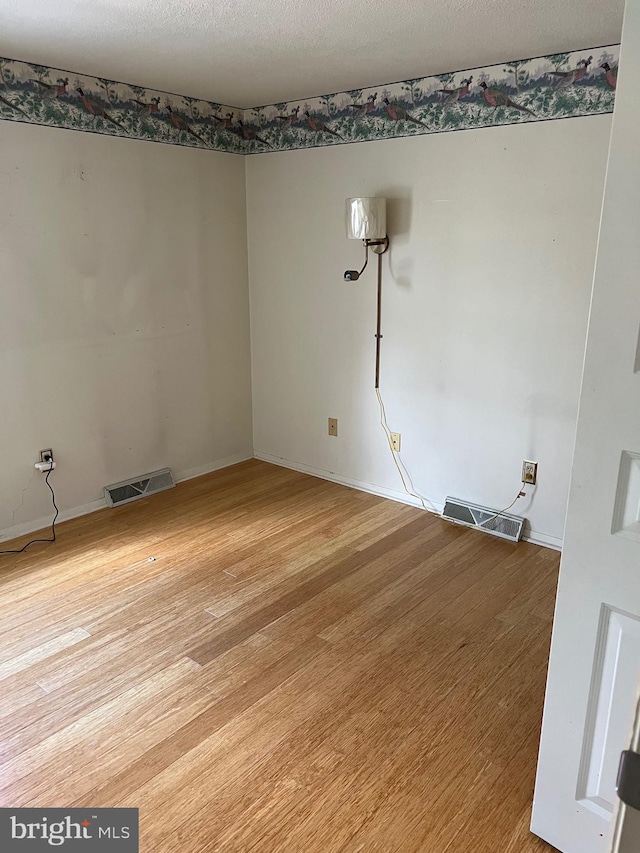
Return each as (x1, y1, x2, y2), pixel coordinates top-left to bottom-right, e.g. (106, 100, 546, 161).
(104, 468, 175, 508)
(442, 496, 525, 543)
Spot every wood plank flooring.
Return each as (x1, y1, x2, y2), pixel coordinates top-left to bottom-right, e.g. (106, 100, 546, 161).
(0, 459, 559, 852)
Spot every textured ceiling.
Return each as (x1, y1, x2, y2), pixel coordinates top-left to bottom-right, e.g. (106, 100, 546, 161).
(0, 0, 625, 108)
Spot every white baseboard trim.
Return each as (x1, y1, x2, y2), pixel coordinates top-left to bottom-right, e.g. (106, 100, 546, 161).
(0, 498, 108, 547)
(174, 452, 254, 484)
(254, 450, 439, 510)
(0, 452, 253, 547)
(521, 530, 563, 551)
(254, 450, 563, 552)
(0, 449, 562, 553)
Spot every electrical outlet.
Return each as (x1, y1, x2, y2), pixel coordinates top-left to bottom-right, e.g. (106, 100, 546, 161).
(39, 448, 54, 463)
(522, 460, 538, 485)
(328, 418, 338, 437)
(390, 432, 401, 452)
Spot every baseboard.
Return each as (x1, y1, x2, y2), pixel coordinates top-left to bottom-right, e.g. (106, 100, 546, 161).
(173, 452, 254, 484)
(0, 452, 253, 547)
(254, 450, 563, 552)
(0, 449, 562, 553)
(254, 450, 441, 511)
(0, 498, 108, 547)
(521, 530, 563, 551)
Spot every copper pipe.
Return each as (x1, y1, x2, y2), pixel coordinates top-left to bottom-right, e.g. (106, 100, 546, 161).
(375, 250, 382, 389)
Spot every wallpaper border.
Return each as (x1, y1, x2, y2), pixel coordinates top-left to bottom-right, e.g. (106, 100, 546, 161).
(0, 45, 619, 156)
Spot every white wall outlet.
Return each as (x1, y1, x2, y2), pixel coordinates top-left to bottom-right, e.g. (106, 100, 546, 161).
(39, 448, 54, 463)
(522, 460, 538, 485)
(390, 433, 401, 452)
(328, 418, 338, 437)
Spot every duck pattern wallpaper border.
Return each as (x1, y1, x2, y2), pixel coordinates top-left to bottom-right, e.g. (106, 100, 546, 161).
(0, 46, 619, 156)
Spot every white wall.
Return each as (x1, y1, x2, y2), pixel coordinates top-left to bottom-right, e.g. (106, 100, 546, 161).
(0, 113, 613, 547)
(0, 122, 252, 541)
(246, 116, 612, 547)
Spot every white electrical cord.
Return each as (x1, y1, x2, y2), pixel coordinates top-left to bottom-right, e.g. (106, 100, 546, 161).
(375, 387, 534, 523)
(480, 484, 530, 527)
(0, 466, 59, 556)
(375, 387, 439, 515)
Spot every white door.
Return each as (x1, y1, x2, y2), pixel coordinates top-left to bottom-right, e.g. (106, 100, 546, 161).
(610, 697, 640, 853)
(531, 1, 640, 851)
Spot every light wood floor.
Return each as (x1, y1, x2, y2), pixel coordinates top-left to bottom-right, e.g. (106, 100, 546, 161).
(0, 459, 559, 852)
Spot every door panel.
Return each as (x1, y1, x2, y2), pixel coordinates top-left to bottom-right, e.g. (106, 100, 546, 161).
(578, 608, 640, 817)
